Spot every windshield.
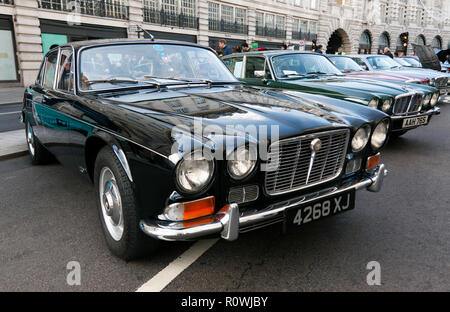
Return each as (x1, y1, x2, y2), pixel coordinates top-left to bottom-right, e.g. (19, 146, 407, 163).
(271, 53, 343, 78)
(366, 55, 402, 70)
(402, 57, 422, 67)
(328, 56, 363, 72)
(79, 44, 237, 90)
(394, 58, 412, 67)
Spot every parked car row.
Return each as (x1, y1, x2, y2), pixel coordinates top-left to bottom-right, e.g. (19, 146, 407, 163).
(22, 39, 442, 260)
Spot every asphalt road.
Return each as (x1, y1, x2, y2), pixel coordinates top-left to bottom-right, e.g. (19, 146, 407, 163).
(0, 104, 449, 292)
(0, 103, 23, 132)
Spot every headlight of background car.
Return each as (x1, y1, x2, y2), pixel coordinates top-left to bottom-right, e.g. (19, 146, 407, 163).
(176, 152, 214, 194)
(424, 94, 432, 105)
(368, 98, 378, 109)
(351, 125, 371, 152)
(371, 119, 389, 150)
(382, 99, 392, 112)
(228, 147, 257, 180)
(430, 93, 439, 106)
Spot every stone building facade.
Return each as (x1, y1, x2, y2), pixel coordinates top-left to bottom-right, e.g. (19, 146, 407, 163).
(0, 0, 449, 86)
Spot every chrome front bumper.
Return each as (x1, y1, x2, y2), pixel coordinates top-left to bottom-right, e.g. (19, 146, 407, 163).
(140, 164, 388, 242)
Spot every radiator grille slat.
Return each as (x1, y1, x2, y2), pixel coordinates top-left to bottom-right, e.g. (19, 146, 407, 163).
(265, 129, 349, 195)
(393, 93, 423, 115)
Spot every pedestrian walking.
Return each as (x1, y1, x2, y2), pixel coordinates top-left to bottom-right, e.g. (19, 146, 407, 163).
(219, 39, 233, 57)
(241, 42, 250, 52)
(315, 45, 323, 54)
(335, 47, 346, 55)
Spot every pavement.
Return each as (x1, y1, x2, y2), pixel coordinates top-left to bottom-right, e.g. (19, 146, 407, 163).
(0, 87, 24, 106)
(0, 103, 449, 292)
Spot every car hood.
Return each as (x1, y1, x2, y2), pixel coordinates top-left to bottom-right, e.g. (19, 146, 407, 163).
(87, 86, 375, 158)
(412, 44, 442, 71)
(377, 68, 447, 79)
(345, 71, 426, 83)
(287, 76, 411, 97)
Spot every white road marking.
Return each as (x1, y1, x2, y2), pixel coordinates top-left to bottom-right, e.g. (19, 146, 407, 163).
(0, 111, 20, 116)
(136, 238, 219, 292)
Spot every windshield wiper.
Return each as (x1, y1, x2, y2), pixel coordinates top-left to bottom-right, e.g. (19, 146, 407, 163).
(280, 73, 305, 78)
(306, 71, 329, 75)
(84, 77, 162, 90)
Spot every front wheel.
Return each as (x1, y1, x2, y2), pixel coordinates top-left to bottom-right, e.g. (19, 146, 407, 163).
(94, 146, 159, 260)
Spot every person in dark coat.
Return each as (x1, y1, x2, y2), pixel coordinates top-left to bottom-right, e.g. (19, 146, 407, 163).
(437, 49, 450, 63)
(219, 39, 233, 57)
(384, 47, 394, 59)
(315, 45, 323, 54)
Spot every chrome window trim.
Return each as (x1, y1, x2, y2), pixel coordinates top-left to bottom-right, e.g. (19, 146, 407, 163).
(264, 128, 350, 196)
(55, 46, 76, 95)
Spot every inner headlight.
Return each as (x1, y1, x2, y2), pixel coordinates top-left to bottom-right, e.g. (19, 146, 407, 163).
(424, 94, 432, 105)
(382, 99, 392, 112)
(368, 98, 378, 109)
(351, 125, 371, 152)
(227, 147, 257, 180)
(371, 119, 389, 150)
(430, 93, 439, 106)
(429, 78, 435, 86)
(176, 151, 214, 194)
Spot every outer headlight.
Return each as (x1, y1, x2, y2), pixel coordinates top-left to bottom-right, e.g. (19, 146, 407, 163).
(424, 94, 432, 105)
(368, 98, 378, 109)
(351, 125, 371, 152)
(430, 93, 439, 106)
(176, 151, 214, 194)
(371, 119, 389, 150)
(382, 99, 392, 112)
(227, 147, 257, 180)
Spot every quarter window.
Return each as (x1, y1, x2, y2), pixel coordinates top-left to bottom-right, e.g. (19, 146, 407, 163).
(223, 57, 244, 78)
(42, 51, 58, 89)
(245, 57, 268, 79)
(57, 49, 74, 92)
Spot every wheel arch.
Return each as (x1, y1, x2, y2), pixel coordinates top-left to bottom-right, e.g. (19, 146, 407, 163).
(85, 131, 133, 183)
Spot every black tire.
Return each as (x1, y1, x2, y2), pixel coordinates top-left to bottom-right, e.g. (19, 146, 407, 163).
(25, 121, 54, 165)
(94, 146, 159, 261)
(391, 130, 408, 138)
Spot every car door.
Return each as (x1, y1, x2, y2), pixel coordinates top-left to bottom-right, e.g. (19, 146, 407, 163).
(31, 48, 73, 166)
(243, 56, 275, 87)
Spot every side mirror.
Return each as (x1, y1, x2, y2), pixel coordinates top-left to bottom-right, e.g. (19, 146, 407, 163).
(254, 70, 266, 78)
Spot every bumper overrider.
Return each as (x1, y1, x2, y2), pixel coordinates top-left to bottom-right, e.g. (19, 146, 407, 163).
(390, 106, 440, 131)
(140, 164, 388, 242)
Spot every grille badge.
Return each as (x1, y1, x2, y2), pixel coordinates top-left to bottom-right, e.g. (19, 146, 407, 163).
(310, 138, 322, 152)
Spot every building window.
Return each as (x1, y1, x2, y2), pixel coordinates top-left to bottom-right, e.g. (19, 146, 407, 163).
(143, 0, 197, 29)
(255, 11, 286, 38)
(38, 0, 129, 20)
(292, 18, 317, 41)
(208, 2, 248, 34)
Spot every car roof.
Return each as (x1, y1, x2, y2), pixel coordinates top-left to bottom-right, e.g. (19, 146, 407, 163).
(223, 50, 320, 58)
(57, 38, 208, 51)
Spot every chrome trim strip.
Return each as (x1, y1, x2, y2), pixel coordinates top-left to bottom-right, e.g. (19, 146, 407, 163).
(112, 145, 133, 182)
(140, 164, 387, 241)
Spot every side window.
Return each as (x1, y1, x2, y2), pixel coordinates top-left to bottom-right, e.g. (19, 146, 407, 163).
(42, 51, 58, 89)
(57, 49, 74, 92)
(245, 57, 266, 78)
(223, 57, 244, 78)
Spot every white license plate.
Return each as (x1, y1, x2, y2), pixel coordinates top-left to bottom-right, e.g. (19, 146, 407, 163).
(402, 115, 429, 128)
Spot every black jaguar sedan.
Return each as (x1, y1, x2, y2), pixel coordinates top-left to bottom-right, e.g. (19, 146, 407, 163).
(22, 39, 388, 260)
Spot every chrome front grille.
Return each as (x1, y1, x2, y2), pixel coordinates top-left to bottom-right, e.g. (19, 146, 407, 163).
(265, 129, 349, 196)
(393, 93, 422, 115)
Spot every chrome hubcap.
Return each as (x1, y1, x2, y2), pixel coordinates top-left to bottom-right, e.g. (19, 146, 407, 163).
(99, 167, 123, 241)
(27, 125, 35, 156)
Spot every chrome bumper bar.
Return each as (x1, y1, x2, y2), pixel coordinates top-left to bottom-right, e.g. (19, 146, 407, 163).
(140, 164, 388, 242)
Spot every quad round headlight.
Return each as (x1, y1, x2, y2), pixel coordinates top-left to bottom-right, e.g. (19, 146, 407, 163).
(430, 93, 439, 106)
(176, 151, 214, 194)
(227, 147, 257, 180)
(429, 78, 435, 86)
(351, 125, 371, 152)
(382, 99, 392, 112)
(368, 98, 378, 109)
(424, 94, 432, 105)
(371, 119, 389, 150)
